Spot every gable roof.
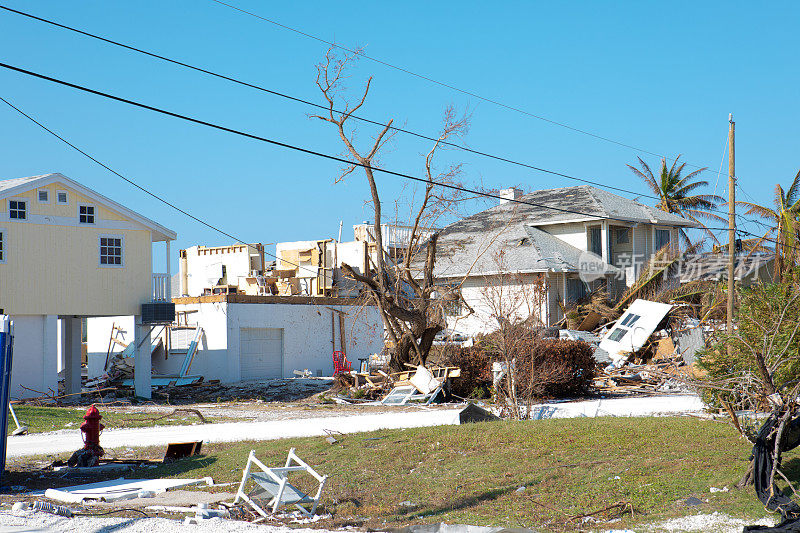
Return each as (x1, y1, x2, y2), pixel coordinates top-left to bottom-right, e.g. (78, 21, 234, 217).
(428, 220, 618, 279)
(494, 185, 697, 226)
(0, 173, 176, 241)
(417, 185, 695, 279)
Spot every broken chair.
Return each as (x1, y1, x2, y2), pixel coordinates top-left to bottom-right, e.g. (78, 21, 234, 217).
(234, 448, 327, 518)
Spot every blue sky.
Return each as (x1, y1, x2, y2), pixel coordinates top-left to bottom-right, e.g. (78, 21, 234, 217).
(1, 1, 797, 267)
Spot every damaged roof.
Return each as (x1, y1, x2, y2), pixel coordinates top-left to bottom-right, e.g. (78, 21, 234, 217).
(497, 185, 696, 226)
(417, 185, 693, 278)
(426, 222, 618, 279)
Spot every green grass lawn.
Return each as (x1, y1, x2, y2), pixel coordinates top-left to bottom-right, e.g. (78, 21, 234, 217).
(5, 405, 215, 435)
(99, 416, 779, 531)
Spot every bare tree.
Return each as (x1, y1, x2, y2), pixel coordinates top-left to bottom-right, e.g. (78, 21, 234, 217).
(312, 48, 469, 371)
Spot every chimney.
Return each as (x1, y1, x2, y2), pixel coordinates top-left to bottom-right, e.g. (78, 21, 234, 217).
(498, 187, 523, 204)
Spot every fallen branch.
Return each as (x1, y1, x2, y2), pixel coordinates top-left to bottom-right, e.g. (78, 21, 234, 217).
(569, 501, 632, 521)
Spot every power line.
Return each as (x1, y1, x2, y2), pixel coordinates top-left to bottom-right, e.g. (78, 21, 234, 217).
(0, 3, 679, 204)
(0, 61, 686, 224)
(0, 4, 757, 225)
(0, 61, 770, 239)
(207, 0, 730, 177)
(0, 95, 319, 277)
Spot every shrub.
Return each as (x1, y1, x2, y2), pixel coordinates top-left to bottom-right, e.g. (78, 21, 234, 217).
(439, 344, 493, 398)
(439, 325, 595, 407)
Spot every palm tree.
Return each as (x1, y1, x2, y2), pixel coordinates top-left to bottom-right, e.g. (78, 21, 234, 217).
(737, 169, 800, 282)
(628, 155, 726, 248)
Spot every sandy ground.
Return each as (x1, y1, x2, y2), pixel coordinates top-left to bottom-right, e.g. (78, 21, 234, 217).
(0, 510, 778, 533)
(0, 509, 338, 533)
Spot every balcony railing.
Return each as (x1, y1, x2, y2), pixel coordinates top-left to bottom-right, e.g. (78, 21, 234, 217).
(152, 273, 170, 301)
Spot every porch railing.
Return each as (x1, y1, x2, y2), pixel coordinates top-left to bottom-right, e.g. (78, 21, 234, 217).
(152, 273, 170, 301)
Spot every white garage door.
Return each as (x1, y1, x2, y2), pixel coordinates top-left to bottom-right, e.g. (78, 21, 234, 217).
(239, 327, 283, 379)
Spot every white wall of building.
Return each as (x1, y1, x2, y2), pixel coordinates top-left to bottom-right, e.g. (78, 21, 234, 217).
(9, 315, 58, 400)
(534, 222, 590, 251)
(180, 245, 262, 297)
(445, 273, 553, 335)
(86, 302, 384, 384)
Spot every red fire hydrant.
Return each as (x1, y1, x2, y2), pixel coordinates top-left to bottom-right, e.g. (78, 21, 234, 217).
(68, 405, 105, 467)
(80, 404, 104, 451)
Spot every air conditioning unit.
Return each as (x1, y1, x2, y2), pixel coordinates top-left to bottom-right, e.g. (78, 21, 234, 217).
(141, 302, 175, 324)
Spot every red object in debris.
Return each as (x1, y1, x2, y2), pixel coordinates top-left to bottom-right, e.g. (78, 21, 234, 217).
(80, 404, 105, 454)
(332, 351, 352, 375)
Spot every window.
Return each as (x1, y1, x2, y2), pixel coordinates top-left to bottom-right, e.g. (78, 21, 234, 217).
(38, 190, 49, 203)
(0, 230, 4, 263)
(655, 229, 671, 250)
(566, 278, 588, 304)
(589, 227, 602, 256)
(620, 313, 640, 327)
(9, 200, 26, 220)
(99, 236, 123, 266)
(608, 328, 627, 342)
(57, 191, 69, 204)
(440, 285, 462, 316)
(79, 204, 96, 224)
(616, 227, 630, 244)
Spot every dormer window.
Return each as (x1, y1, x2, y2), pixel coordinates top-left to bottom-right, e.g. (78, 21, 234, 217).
(38, 190, 49, 203)
(9, 200, 26, 220)
(79, 204, 95, 224)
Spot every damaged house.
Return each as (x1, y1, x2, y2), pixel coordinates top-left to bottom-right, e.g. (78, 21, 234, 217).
(87, 234, 387, 388)
(422, 185, 697, 335)
(275, 223, 440, 298)
(0, 173, 176, 399)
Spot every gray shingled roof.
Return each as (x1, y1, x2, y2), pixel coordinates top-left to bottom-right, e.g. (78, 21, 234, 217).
(0, 175, 44, 193)
(417, 185, 694, 278)
(485, 185, 696, 226)
(429, 222, 618, 279)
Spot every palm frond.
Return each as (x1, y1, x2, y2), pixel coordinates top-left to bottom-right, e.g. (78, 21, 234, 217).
(786, 169, 800, 207)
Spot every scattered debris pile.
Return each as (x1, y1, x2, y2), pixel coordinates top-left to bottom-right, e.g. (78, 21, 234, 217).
(334, 365, 462, 405)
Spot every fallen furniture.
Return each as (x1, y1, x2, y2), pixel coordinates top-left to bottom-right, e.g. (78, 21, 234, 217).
(234, 448, 327, 517)
(380, 366, 461, 405)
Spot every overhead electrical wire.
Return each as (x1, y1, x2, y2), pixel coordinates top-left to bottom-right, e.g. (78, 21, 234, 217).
(0, 4, 758, 225)
(3, 62, 783, 249)
(206, 0, 730, 177)
(6, 85, 793, 264)
(0, 3, 683, 204)
(0, 95, 320, 277)
(0, 61, 697, 224)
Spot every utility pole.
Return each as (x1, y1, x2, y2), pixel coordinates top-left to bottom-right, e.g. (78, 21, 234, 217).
(726, 114, 736, 355)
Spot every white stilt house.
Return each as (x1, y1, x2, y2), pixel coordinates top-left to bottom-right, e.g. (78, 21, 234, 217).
(0, 173, 176, 399)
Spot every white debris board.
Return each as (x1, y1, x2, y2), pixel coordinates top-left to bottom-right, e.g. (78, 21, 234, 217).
(598, 299, 673, 364)
(44, 477, 213, 503)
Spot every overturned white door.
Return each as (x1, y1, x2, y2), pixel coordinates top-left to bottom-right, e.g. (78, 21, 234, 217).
(239, 327, 283, 379)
